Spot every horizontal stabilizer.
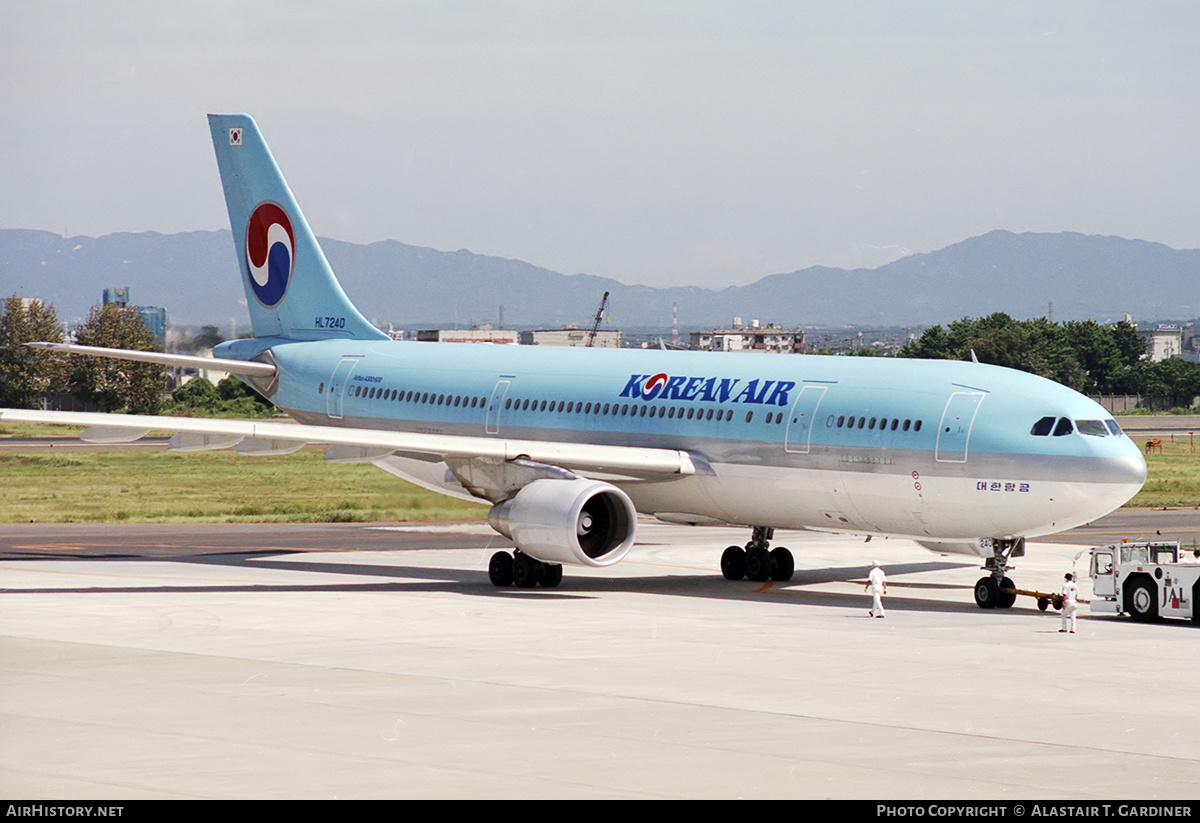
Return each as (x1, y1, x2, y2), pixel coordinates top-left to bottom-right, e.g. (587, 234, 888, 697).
(26, 343, 277, 377)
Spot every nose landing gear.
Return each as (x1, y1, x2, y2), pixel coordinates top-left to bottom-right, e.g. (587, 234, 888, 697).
(973, 537, 1023, 609)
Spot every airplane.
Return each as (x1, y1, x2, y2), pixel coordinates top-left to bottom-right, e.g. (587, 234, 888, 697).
(1, 113, 1148, 606)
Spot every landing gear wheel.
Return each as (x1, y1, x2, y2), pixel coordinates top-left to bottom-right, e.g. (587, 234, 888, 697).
(770, 547, 794, 582)
(745, 546, 772, 582)
(1127, 579, 1158, 622)
(974, 576, 1000, 609)
(997, 576, 1017, 609)
(512, 553, 542, 588)
(721, 546, 746, 580)
(488, 551, 513, 586)
(538, 563, 563, 588)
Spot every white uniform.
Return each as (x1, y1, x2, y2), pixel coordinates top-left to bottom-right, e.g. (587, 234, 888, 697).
(1060, 579, 1078, 633)
(868, 566, 887, 617)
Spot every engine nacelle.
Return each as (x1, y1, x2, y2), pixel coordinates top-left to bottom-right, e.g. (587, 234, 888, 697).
(488, 478, 637, 567)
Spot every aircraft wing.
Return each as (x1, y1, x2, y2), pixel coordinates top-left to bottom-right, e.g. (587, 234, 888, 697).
(0, 408, 704, 480)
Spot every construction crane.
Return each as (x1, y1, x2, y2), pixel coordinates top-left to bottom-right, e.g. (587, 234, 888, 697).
(586, 291, 610, 347)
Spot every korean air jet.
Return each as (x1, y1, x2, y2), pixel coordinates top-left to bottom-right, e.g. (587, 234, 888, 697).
(2, 114, 1148, 607)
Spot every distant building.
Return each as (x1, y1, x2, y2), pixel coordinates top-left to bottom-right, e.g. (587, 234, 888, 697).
(416, 326, 519, 345)
(690, 318, 804, 353)
(1139, 324, 1183, 362)
(102, 286, 167, 349)
(519, 328, 621, 348)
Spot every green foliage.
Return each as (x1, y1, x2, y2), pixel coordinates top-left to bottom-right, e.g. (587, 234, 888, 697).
(901, 313, 1156, 396)
(71, 304, 165, 414)
(167, 375, 275, 418)
(1132, 357, 1200, 408)
(172, 376, 221, 408)
(0, 295, 68, 408)
(194, 324, 224, 350)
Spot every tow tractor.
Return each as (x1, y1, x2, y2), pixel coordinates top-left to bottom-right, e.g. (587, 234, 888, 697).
(1088, 541, 1200, 623)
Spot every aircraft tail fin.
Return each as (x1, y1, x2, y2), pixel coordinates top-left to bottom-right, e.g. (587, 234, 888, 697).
(207, 114, 387, 341)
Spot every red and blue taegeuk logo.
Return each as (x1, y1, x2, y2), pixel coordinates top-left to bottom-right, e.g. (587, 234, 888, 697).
(640, 373, 668, 400)
(245, 202, 294, 307)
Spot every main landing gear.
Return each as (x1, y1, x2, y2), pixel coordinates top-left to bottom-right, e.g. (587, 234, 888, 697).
(973, 537, 1023, 609)
(721, 526, 794, 582)
(488, 550, 563, 588)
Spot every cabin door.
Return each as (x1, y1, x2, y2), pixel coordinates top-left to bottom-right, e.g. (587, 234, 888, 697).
(486, 379, 512, 434)
(326, 356, 361, 419)
(784, 385, 828, 454)
(934, 391, 985, 463)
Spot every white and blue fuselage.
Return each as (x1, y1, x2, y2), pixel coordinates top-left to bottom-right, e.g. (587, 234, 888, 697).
(3, 113, 1147, 599)
(222, 332, 1146, 550)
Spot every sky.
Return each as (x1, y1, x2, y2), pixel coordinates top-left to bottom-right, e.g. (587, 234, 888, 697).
(2, 1, 1198, 289)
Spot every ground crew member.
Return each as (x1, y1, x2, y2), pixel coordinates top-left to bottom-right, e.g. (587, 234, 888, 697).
(1059, 573, 1078, 633)
(866, 560, 887, 618)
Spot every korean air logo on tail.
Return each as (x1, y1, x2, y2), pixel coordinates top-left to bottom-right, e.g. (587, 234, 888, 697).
(245, 202, 294, 307)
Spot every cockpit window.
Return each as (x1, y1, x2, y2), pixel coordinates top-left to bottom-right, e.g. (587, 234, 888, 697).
(1052, 418, 1074, 437)
(1030, 416, 1056, 436)
(1075, 419, 1109, 437)
(1104, 419, 1123, 436)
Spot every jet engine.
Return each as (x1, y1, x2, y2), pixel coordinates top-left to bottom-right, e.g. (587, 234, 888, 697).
(487, 478, 637, 567)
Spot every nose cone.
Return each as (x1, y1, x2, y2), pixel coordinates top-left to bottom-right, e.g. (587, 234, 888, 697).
(1107, 451, 1148, 502)
(1082, 441, 1147, 518)
(1108, 432, 1149, 487)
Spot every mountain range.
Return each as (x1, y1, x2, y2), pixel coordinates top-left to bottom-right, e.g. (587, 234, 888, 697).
(1, 228, 1195, 332)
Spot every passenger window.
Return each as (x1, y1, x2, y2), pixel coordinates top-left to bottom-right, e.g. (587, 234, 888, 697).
(1030, 416, 1055, 436)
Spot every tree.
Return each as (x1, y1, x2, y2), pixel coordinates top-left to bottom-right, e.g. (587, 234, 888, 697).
(171, 376, 221, 410)
(70, 304, 165, 414)
(1140, 357, 1200, 409)
(167, 375, 273, 417)
(194, 324, 224, 350)
(0, 294, 69, 409)
(902, 313, 1085, 388)
(900, 314, 1165, 395)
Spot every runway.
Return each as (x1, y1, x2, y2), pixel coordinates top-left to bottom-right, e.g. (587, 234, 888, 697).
(2, 519, 1197, 799)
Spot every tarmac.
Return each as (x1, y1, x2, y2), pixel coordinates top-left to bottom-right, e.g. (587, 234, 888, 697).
(2, 518, 1198, 799)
